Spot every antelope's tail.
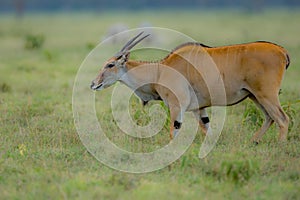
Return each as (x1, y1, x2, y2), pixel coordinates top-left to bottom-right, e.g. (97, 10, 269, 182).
(285, 52, 290, 70)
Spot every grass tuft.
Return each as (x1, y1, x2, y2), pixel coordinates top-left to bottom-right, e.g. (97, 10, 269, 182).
(0, 83, 11, 93)
(24, 34, 45, 50)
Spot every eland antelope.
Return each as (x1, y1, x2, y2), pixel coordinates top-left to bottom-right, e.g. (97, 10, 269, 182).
(91, 32, 290, 144)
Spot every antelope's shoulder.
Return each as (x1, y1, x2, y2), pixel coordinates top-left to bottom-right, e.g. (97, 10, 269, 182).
(163, 42, 211, 61)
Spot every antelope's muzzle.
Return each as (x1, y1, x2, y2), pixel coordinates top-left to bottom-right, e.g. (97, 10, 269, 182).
(90, 81, 103, 90)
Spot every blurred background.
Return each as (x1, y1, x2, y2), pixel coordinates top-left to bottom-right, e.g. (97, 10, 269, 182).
(1, 0, 300, 15)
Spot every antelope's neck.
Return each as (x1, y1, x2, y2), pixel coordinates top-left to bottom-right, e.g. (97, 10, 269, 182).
(119, 59, 161, 102)
(125, 60, 158, 70)
(121, 59, 160, 84)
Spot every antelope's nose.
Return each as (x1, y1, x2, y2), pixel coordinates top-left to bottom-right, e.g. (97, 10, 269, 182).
(90, 81, 95, 90)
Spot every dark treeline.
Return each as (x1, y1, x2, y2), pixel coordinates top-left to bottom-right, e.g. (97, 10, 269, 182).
(1, 0, 300, 14)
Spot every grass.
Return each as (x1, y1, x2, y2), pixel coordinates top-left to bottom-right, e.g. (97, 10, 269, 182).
(0, 9, 300, 199)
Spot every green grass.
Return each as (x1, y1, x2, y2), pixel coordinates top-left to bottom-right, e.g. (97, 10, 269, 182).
(1, 10, 300, 199)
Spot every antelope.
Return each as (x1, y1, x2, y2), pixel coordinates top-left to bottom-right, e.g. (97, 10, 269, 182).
(91, 32, 290, 144)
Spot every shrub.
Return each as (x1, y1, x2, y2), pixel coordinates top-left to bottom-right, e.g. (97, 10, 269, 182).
(43, 50, 54, 61)
(86, 42, 96, 50)
(0, 83, 11, 93)
(24, 34, 45, 50)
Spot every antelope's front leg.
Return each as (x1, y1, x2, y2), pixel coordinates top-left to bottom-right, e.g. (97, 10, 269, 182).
(169, 105, 184, 139)
(192, 108, 210, 135)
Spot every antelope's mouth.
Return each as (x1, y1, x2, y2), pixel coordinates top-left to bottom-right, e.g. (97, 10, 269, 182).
(90, 83, 103, 90)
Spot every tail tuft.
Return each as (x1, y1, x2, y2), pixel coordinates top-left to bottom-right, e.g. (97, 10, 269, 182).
(286, 53, 290, 70)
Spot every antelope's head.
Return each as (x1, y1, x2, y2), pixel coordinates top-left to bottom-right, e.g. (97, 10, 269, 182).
(90, 32, 150, 91)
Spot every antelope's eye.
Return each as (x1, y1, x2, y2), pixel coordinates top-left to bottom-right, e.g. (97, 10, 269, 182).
(106, 63, 115, 68)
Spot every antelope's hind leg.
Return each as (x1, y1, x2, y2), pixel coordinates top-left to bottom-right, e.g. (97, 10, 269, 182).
(249, 95, 274, 144)
(250, 94, 289, 143)
(192, 108, 210, 135)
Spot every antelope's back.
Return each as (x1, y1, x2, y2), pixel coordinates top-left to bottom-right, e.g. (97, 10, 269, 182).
(161, 41, 289, 104)
(163, 41, 289, 81)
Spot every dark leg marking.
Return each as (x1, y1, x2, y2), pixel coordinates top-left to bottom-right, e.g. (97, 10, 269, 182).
(174, 120, 182, 129)
(201, 117, 210, 124)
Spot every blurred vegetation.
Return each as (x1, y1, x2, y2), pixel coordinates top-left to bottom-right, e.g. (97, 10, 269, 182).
(24, 34, 45, 49)
(0, 83, 11, 93)
(220, 159, 258, 184)
(1, 0, 300, 14)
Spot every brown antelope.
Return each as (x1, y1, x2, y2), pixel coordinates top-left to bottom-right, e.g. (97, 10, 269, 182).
(91, 32, 290, 144)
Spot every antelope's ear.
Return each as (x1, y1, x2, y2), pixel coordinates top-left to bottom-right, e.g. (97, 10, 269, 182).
(123, 51, 130, 61)
(117, 52, 130, 65)
(116, 51, 129, 59)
